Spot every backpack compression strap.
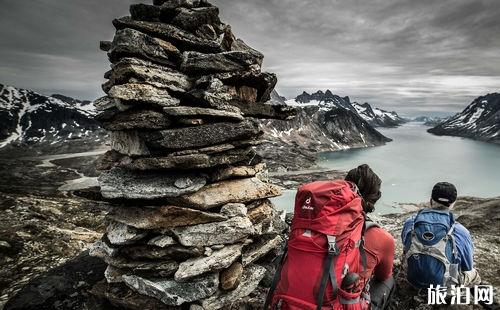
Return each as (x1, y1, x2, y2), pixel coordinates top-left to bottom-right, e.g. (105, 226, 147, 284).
(316, 235, 341, 310)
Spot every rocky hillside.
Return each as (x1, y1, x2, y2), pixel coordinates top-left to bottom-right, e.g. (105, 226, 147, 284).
(0, 84, 106, 153)
(259, 90, 392, 171)
(352, 102, 405, 127)
(428, 93, 500, 144)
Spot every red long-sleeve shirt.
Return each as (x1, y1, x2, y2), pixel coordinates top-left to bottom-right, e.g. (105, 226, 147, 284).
(361, 226, 395, 282)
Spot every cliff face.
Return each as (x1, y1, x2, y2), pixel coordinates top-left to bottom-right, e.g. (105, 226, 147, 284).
(258, 91, 391, 171)
(352, 102, 405, 127)
(428, 93, 500, 144)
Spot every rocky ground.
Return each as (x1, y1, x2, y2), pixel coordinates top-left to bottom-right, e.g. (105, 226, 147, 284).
(0, 193, 108, 309)
(0, 146, 109, 309)
(1, 148, 499, 309)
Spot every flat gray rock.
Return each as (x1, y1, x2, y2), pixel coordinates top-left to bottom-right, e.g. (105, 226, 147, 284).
(107, 205, 227, 229)
(209, 163, 265, 182)
(220, 203, 247, 217)
(103, 57, 191, 93)
(120, 245, 204, 261)
(106, 221, 147, 245)
(122, 147, 255, 171)
(153, 0, 207, 8)
(200, 265, 266, 309)
(101, 255, 179, 277)
(242, 235, 283, 266)
(199, 70, 277, 104)
(94, 96, 120, 111)
(104, 265, 125, 283)
(108, 28, 180, 66)
(172, 177, 281, 210)
(162, 106, 243, 121)
(253, 209, 288, 236)
(174, 244, 242, 281)
(180, 51, 262, 74)
(89, 240, 120, 258)
(171, 216, 254, 247)
(246, 199, 274, 224)
(172, 7, 220, 31)
(140, 120, 261, 151)
(110, 130, 150, 156)
(113, 16, 222, 53)
(100, 109, 172, 131)
(98, 167, 206, 200)
(108, 83, 180, 107)
(147, 235, 177, 248)
(220, 262, 243, 291)
(123, 273, 219, 306)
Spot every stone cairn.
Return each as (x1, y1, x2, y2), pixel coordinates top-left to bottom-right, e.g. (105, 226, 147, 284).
(89, 0, 294, 309)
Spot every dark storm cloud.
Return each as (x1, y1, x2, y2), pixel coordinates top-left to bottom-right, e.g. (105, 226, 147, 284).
(1, 0, 499, 115)
(0, 0, 137, 99)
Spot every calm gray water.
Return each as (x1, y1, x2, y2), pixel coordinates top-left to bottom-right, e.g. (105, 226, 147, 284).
(271, 122, 500, 214)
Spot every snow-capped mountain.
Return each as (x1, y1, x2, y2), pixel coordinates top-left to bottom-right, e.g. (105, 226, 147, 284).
(0, 84, 105, 151)
(428, 93, 500, 144)
(290, 90, 356, 112)
(352, 102, 405, 127)
(287, 90, 404, 127)
(258, 90, 391, 171)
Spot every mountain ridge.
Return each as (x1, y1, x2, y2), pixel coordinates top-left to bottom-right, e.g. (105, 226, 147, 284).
(428, 93, 500, 144)
(286, 90, 405, 127)
(0, 83, 105, 152)
(258, 90, 392, 171)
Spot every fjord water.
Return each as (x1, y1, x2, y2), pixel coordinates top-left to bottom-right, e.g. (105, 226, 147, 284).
(272, 122, 500, 214)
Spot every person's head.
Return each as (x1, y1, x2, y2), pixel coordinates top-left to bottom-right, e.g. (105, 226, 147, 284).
(430, 182, 457, 209)
(345, 164, 381, 213)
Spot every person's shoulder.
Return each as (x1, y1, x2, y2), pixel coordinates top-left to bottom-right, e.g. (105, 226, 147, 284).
(364, 225, 395, 258)
(365, 225, 394, 245)
(454, 221, 471, 235)
(403, 213, 417, 224)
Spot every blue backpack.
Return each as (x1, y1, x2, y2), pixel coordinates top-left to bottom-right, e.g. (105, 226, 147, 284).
(403, 209, 460, 289)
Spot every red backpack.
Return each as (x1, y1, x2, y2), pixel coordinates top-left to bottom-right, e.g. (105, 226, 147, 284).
(265, 180, 370, 310)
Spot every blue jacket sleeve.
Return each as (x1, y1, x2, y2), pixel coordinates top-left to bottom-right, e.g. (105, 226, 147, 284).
(453, 223, 474, 271)
(401, 216, 415, 250)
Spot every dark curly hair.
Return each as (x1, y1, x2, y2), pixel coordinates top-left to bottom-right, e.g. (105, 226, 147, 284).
(345, 164, 382, 213)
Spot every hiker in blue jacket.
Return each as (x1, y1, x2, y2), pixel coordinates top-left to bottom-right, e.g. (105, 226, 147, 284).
(401, 182, 481, 289)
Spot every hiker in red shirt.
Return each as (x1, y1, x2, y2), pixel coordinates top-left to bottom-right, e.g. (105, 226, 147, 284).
(345, 164, 396, 310)
(266, 164, 395, 310)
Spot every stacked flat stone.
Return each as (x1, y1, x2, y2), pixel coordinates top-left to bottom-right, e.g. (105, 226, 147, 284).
(90, 0, 293, 309)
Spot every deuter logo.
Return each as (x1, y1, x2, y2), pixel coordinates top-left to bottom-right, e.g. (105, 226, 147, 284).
(302, 197, 314, 210)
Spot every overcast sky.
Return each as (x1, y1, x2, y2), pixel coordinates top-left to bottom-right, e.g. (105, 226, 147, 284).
(1, 0, 499, 116)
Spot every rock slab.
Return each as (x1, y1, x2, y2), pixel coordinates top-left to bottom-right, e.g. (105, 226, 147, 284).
(123, 273, 219, 306)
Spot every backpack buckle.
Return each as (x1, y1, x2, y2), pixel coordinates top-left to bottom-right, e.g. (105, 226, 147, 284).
(327, 235, 340, 256)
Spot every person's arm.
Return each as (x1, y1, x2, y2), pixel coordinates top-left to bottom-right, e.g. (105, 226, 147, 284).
(374, 229, 395, 281)
(454, 224, 474, 271)
(401, 216, 414, 250)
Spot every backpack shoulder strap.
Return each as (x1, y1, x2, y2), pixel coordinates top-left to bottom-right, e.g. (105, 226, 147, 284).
(316, 235, 340, 310)
(359, 217, 379, 272)
(365, 220, 380, 231)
